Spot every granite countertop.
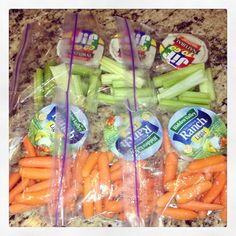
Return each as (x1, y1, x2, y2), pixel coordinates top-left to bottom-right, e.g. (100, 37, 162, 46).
(9, 9, 227, 227)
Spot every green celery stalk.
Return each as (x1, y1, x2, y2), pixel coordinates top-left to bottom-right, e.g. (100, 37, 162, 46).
(101, 74, 122, 85)
(179, 91, 210, 99)
(70, 75, 85, 106)
(81, 81, 89, 95)
(153, 63, 205, 88)
(97, 93, 124, 105)
(159, 99, 211, 112)
(178, 96, 211, 105)
(72, 64, 100, 77)
(86, 74, 100, 112)
(113, 88, 154, 98)
(158, 69, 206, 100)
(199, 68, 216, 101)
(50, 63, 68, 91)
(162, 76, 186, 88)
(100, 57, 145, 88)
(43, 60, 57, 97)
(34, 68, 44, 111)
(112, 80, 130, 88)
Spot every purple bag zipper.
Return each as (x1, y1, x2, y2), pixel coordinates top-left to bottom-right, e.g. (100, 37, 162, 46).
(9, 24, 31, 113)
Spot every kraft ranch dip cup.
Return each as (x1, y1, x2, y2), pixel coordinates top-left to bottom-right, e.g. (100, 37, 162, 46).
(168, 106, 227, 160)
(104, 110, 163, 161)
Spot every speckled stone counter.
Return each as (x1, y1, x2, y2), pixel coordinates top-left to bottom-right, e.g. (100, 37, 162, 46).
(9, 9, 227, 227)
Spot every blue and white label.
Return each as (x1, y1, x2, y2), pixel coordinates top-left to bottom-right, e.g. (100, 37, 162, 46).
(104, 111, 163, 160)
(168, 107, 227, 159)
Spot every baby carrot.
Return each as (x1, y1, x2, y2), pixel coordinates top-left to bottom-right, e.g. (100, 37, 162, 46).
(176, 181, 212, 204)
(63, 182, 83, 204)
(25, 180, 50, 192)
(156, 207, 198, 220)
(187, 155, 226, 170)
(72, 148, 89, 184)
(163, 152, 178, 185)
(23, 136, 37, 157)
(177, 201, 224, 211)
(163, 128, 172, 154)
(204, 172, 213, 181)
(110, 160, 121, 172)
(82, 152, 100, 178)
(119, 212, 127, 221)
(15, 189, 50, 205)
(220, 184, 227, 206)
(105, 200, 123, 213)
(186, 162, 227, 174)
(213, 195, 221, 204)
(19, 157, 53, 168)
(9, 178, 30, 204)
(9, 203, 42, 214)
(20, 167, 51, 180)
(203, 171, 227, 203)
(9, 172, 21, 191)
(164, 173, 205, 192)
(83, 175, 94, 218)
(110, 168, 122, 182)
(156, 191, 176, 208)
(220, 208, 227, 223)
(198, 210, 207, 219)
(106, 151, 114, 163)
(98, 152, 111, 196)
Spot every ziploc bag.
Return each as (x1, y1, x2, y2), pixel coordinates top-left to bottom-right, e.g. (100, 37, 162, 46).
(100, 17, 164, 226)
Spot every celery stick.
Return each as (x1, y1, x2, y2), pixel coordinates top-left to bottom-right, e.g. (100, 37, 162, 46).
(101, 74, 122, 85)
(162, 77, 186, 88)
(159, 99, 211, 112)
(178, 96, 211, 105)
(34, 68, 44, 111)
(100, 57, 145, 88)
(70, 75, 85, 106)
(97, 93, 123, 105)
(158, 70, 206, 100)
(199, 68, 216, 101)
(179, 91, 210, 99)
(153, 63, 205, 88)
(43, 60, 57, 97)
(86, 75, 100, 112)
(50, 63, 68, 91)
(72, 64, 100, 77)
(81, 81, 88, 95)
(113, 88, 154, 98)
(112, 80, 130, 88)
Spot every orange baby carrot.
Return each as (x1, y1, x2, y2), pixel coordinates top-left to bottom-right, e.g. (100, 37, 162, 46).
(73, 148, 89, 184)
(106, 151, 114, 163)
(20, 167, 51, 180)
(110, 168, 122, 182)
(98, 152, 111, 196)
(9, 172, 21, 191)
(119, 212, 127, 221)
(105, 200, 123, 213)
(185, 162, 227, 174)
(25, 180, 50, 192)
(156, 191, 176, 208)
(213, 195, 221, 204)
(19, 157, 53, 168)
(198, 210, 207, 219)
(15, 189, 50, 205)
(83, 175, 94, 218)
(164, 173, 205, 192)
(187, 155, 226, 170)
(163, 152, 178, 185)
(176, 181, 212, 204)
(163, 128, 172, 154)
(156, 207, 198, 220)
(82, 152, 100, 178)
(63, 182, 83, 204)
(9, 178, 31, 204)
(203, 171, 227, 203)
(110, 160, 121, 172)
(23, 136, 37, 157)
(220, 184, 227, 206)
(220, 208, 227, 223)
(177, 201, 224, 211)
(204, 172, 213, 181)
(9, 203, 42, 214)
